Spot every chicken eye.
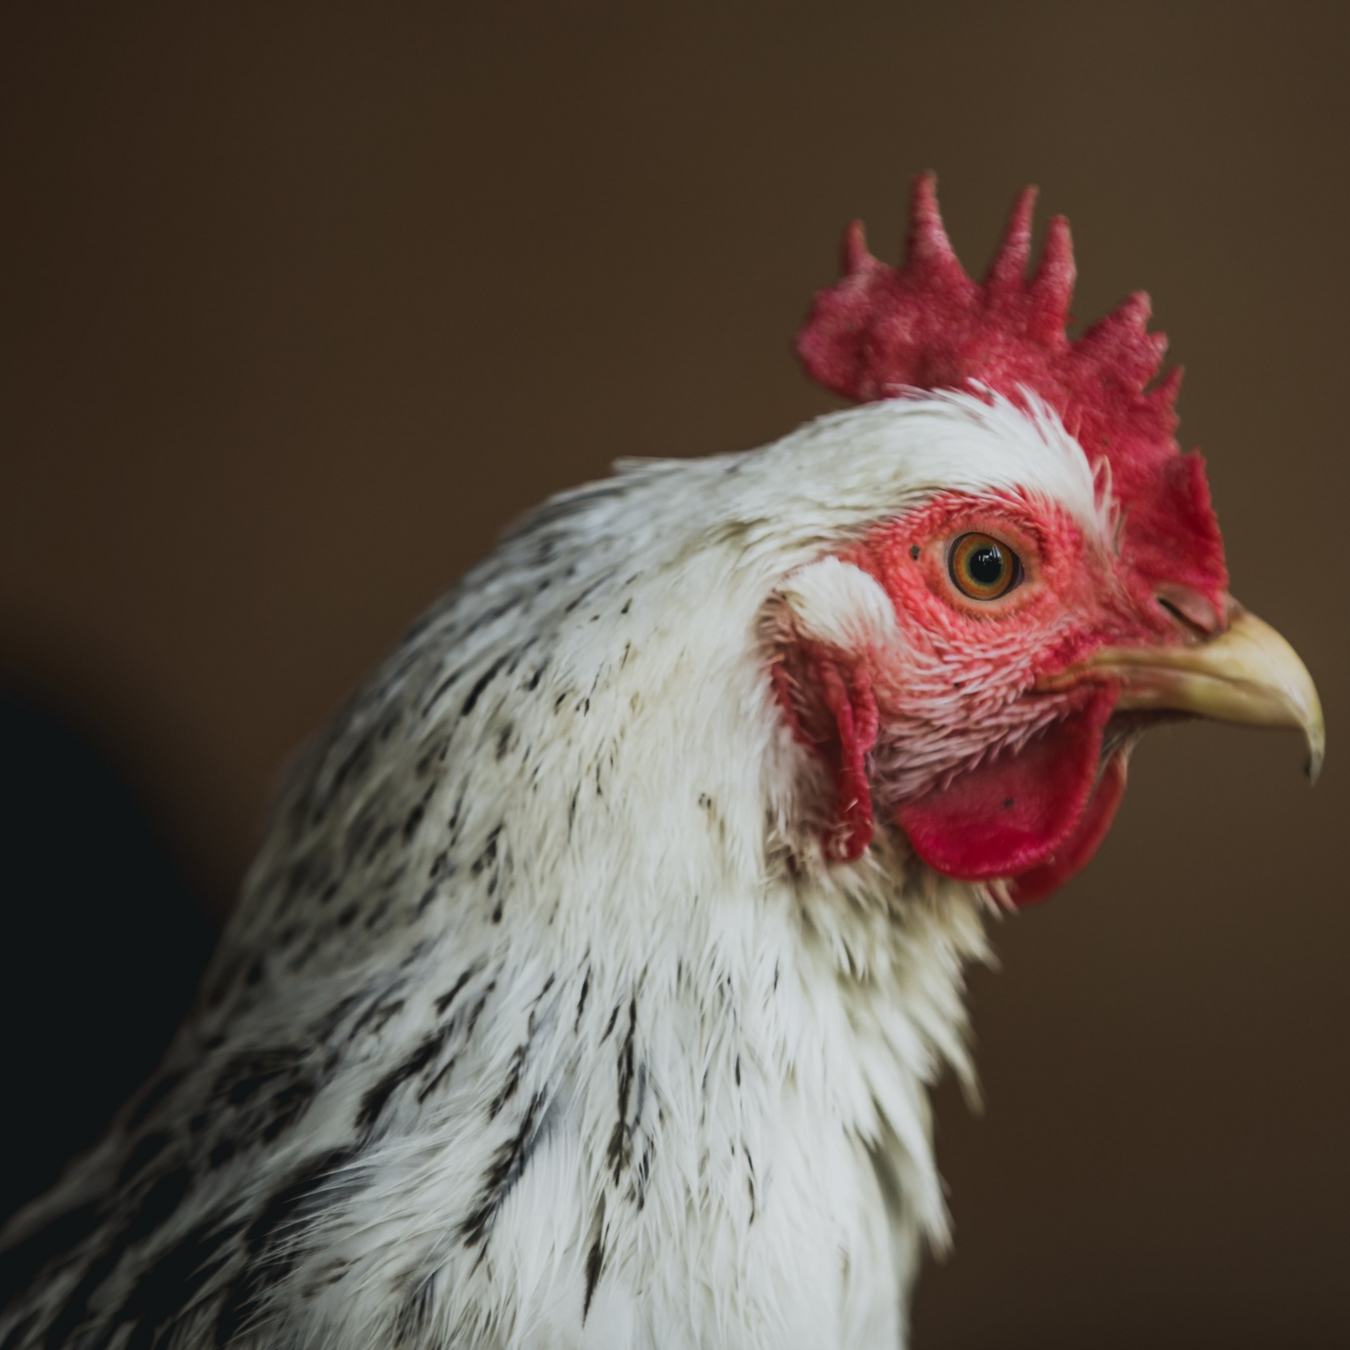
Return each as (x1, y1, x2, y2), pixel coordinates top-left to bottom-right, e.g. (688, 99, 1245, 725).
(949, 533, 1022, 600)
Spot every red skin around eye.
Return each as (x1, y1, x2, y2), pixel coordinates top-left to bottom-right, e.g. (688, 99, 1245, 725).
(847, 494, 1161, 672)
(777, 493, 1156, 900)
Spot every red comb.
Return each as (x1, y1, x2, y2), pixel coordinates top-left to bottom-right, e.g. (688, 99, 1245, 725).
(797, 174, 1227, 606)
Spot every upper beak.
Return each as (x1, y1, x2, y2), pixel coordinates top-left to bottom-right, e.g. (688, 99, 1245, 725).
(1068, 604, 1325, 783)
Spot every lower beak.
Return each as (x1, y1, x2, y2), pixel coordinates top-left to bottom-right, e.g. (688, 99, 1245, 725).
(1072, 605, 1326, 782)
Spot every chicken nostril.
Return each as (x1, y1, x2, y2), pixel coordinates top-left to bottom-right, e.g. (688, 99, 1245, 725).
(1157, 596, 1201, 631)
(1154, 583, 1225, 636)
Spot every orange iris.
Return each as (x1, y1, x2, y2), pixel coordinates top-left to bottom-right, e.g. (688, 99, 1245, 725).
(949, 532, 1021, 600)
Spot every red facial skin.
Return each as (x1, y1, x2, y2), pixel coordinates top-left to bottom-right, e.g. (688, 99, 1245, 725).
(773, 490, 1198, 903)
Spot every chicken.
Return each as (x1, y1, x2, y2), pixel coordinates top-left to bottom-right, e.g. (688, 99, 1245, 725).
(0, 176, 1323, 1350)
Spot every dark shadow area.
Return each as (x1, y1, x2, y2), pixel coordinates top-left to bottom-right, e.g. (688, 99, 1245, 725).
(0, 694, 215, 1227)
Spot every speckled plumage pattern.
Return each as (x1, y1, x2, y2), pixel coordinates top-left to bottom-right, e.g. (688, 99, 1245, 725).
(0, 393, 1110, 1350)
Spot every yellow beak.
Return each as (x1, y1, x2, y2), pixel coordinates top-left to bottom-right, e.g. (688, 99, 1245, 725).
(1078, 606, 1325, 783)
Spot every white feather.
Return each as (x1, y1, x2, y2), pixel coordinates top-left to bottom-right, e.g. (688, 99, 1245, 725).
(0, 391, 1104, 1350)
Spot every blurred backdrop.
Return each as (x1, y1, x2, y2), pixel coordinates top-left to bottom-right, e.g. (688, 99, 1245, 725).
(1, 3, 1346, 1346)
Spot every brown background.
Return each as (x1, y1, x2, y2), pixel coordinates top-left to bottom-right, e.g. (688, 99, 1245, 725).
(1, 2, 1346, 1345)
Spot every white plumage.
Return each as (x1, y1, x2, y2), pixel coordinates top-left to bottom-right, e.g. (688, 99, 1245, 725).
(0, 386, 1315, 1349)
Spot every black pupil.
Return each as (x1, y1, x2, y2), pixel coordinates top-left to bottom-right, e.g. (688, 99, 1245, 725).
(967, 543, 1005, 586)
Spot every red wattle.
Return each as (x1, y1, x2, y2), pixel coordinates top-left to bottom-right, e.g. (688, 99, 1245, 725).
(894, 688, 1116, 887)
(1007, 747, 1129, 905)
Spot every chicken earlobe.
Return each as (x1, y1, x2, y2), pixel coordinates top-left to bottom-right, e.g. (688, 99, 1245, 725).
(770, 557, 898, 861)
